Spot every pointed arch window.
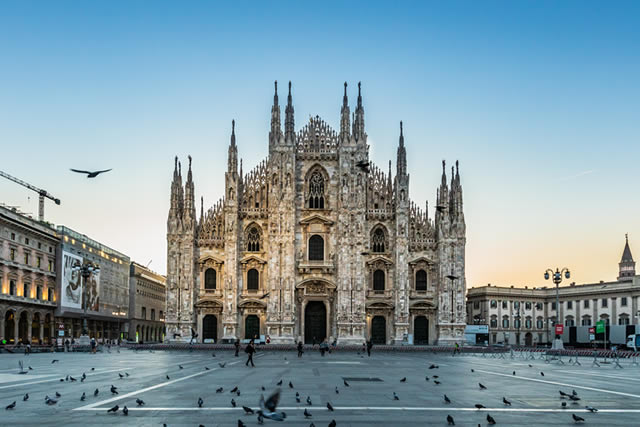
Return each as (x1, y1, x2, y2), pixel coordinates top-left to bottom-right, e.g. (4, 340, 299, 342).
(372, 227, 386, 253)
(247, 226, 261, 252)
(308, 171, 325, 209)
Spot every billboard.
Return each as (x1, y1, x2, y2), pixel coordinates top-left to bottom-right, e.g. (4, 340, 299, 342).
(61, 251, 83, 309)
(85, 267, 100, 312)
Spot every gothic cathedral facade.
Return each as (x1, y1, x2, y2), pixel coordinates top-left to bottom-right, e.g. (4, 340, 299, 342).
(166, 82, 466, 345)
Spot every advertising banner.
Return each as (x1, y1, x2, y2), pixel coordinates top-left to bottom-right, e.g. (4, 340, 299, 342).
(61, 251, 83, 309)
(596, 320, 605, 334)
(555, 324, 564, 335)
(85, 267, 100, 312)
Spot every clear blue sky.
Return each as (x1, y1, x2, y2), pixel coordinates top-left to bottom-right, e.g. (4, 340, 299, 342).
(1, 1, 638, 287)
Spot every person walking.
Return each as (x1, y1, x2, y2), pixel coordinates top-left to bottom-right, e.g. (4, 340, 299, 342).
(234, 339, 240, 357)
(297, 341, 304, 358)
(366, 339, 372, 357)
(90, 337, 97, 354)
(245, 339, 256, 367)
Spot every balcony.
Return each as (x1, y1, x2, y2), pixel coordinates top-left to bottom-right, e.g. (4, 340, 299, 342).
(200, 288, 223, 299)
(297, 260, 335, 274)
(240, 289, 268, 299)
(409, 289, 435, 299)
(366, 289, 393, 299)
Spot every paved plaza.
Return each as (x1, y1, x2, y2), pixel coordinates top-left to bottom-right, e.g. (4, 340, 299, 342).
(0, 348, 639, 426)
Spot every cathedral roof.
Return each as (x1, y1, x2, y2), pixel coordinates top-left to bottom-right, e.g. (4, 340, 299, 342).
(296, 115, 339, 155)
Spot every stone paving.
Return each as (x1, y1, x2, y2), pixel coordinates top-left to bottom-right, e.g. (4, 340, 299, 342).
(0, 348, 639, 426)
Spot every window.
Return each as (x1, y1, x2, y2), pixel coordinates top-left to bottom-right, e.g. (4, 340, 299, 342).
(308, 235, 324, 261)
(10, 248, 15, 261)
(25, 238, 29, 245)
(415, 270, 427, 291)
(151, 309, 155, 321)
(565, 317, 575, 327)
(10, 280, 16, 296)
(502, 301, 508, 309)
(11, 233, 15, 240)
(602, 316, 610, 326)
(536, 318, 544, 329)
(492, 333, 497, 343)
(372, 228, 386, 253)
(159, 311, 164, 321)
(602, 298, 608, 308)
(514, 301, 520, 310)
(567, 301, 573, 310)
(49, 246, 52, 253)
(47, 288, 54, 301)
(24, 253, 30, 265)
(502, 316, 509, 328)
(37, 242, 41, 249)
(525, 318, 532, 329)
(307, 170, 325, 209)
(514, 318, 521, 329)
(535, 302, 543, 310)
(373, 270, 385, 292)
(37, 257, 41, 268)
(621, 297, 628, 307)
(247, 269, 259, 291)
(23, 283, 29, 298)
(581, 316, 591, 326)
(36, 286, 42, 300)
(246, 227, 261, 252)
(141, 307, 146, 320)
(619, 316, 630, 325)
(551, 302, 557, 310)
(473, 301, 480, 309)
(525, 302, 532, 310)
(490, 316, 497, 328)
(490, 300, 497, 309)
(48, 260, 53, 272)
(584, 300, 589, 308)
(204, 268, 216, 290)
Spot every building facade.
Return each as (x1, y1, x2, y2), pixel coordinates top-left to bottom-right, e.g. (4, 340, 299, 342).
(129, 262, 166, 342)
(0, 205, 58, 344)
(56, 226, 130, 342)
(467, 236, 639, 346)
(166, 82, 467, 345)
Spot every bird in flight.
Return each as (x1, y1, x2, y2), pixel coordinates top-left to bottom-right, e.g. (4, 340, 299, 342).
(258, 389, 286, 421)
(70, 168, 112, 178)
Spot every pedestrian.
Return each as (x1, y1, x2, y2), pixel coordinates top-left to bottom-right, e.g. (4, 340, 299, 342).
(245, 339, 256, 367)
(297, 341, 304, 358)
(366, 339, 372, 357)
(320, 339, 329, 357)
(65, 339, 70, 352)
(25, 343, 31, 355)
(90, 337, 97, 354)
(453, 342, 460, 356)
(312, 336, 317, 348)
(234, 339, 240, 357)
(361, 342, 366, 354)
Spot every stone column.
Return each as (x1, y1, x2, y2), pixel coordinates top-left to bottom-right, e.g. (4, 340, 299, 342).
(14, 315, 20, 344)
(39, 321, 44, 342)
(27, 312, 32, 343)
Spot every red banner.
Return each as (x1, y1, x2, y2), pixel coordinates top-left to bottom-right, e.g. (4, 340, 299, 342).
(588, 327, 595, 334)
(555, 324, 564, 335)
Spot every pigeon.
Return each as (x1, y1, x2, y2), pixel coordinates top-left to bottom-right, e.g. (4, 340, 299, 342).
(231, 386, 239, 393)
(559, 390, 569, 397)
(51, 359, 59, 364)
(125, 372, 129, 377)
(136, 398, 145, 406)
(81, 373, 86, 382)
(216, 387, 224, 393)
(328, 421, 336, 427)
(166, 375, 170, 380)
(237, 390, 241, 396)
(110, 385, 118, 395)
(205, 367, 210, 370)
(231, 398, 237, 407)
(428, 364, 438, 369)
(70, 168, 112, 178)
(219, 363, 226, 368)
(80, 392, 86, 401)
(238, 421, 246, 427)
(45, 397, 57, 405)
(94, 389, 99, 397)
(540, 372, 545, 377)
(471, 369, 474, 372)
(356, 160, 370, 173)
(179, 365, 183, 369)
(572, 390, 578, 396)
(444, 394, 451, 404)
(572, 413, 585, 423)
(107, 405, 119, 413)
(296, 395, 301, 403)
(304, 408, 312, 418)
(479, 383, 487, 390)
(5, 401, 16, 410)
(327, 402, 334, 411)
(487, 414, 496, 425)
(70, 376, 77, 382)
(447, 414, 455, 425)
(261, 386, 266, 391)
(433, 375, 439, 379)
(503, 397, 511, 406)
(306, 396, 312, 405)
(585, 406, 598, 413)
(258, 389, 287, 421)
(29, 366, 33, 370)
(393, 392, 399, 400)
(289, 382, 294, 389)
(335, 387, 339, 394)
(257, 413, 264, 424)
(562, 402, 567, 408)
(66, 375, 70, 381)
(569, 395, 581, 402)
(55, 392, 61, 398)
(434, 380, 441, 385)
(59, 379, 64, 382)
(243, 405, 254, 414)
(277, 380, 283, 386)
(425, 376, 429, 381)
(475, 404, 486, 409)
(198, 397, 204, 408)
(119, 373, 124, 379)
(123, 406, 128, 416)
(400, 377, 407, 382)
(528, 364, 533, 367)
(512, 371, 516, 376)
(91, 367, 95, 371)
(23, 394, 29, 401)
(212, 353, 216, 357)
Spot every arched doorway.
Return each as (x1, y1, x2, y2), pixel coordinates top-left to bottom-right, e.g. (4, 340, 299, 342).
(202, 315, 218, 342)
(414, 316, 429, 345)
(245, 315, 260, 340)
(525, 332, 533, 347)
(371, 316, 386, 344)
(304, 301, 326, 344)
(18, 312, 29, 344)
(5, 311, 15, 344)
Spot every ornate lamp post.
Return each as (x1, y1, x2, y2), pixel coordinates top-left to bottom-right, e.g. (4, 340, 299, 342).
(544, 267, 570, 348)
(72, 261, 100, 341)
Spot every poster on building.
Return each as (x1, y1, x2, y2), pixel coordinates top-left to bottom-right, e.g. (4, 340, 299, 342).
(61, 251, 83, 309)
(85, 267, 100, 312)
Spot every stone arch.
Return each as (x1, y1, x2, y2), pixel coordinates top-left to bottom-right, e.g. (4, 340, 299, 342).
(245, 223, 263, 252)
(370, 224, 388, 253)
(305, 164, 329, 209)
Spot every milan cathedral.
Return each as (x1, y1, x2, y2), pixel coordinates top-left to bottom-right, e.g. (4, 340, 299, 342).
(166, 81, 467, 345)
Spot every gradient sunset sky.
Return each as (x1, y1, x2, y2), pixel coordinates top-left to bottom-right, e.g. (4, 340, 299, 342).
(1, 1, 638, 288)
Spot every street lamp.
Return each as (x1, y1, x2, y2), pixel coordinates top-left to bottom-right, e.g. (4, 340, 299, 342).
(544, 267, 570, 347)
(514, 306, 521, 346)
(72, 261, 100, 340)
(446, 269, 459, 322)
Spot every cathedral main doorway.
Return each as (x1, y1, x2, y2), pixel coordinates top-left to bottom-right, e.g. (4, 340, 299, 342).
(245, 315, 260, 339)
(371, 316, 386, 344)
(304, 301, 326, 344)
(414, 316, 429, 344)
(202, 315, 217, 342)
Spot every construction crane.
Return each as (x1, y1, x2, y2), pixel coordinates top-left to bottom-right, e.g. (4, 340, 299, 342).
(0, 170, 60, 221)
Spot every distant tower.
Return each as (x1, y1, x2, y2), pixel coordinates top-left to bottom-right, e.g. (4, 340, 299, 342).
(618, 234, 636, 281)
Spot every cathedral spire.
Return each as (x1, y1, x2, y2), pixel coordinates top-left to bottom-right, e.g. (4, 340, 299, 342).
(228, 120, 238, 173)
(396, 121, 407, 177)
(270, 81, 282, 145)
(183, 155, 196, 225)
(340, 82, 350, 141)
(200, 196, 204, 224)
(285, 81, 295, 142)
(353, 81, 365, 141)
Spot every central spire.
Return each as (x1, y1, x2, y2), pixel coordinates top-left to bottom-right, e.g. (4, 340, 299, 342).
(270, 80, 281, 145)
(340, 82, 350, 141)
(353, 81, 365, 141)
(285, 81, 295, 142)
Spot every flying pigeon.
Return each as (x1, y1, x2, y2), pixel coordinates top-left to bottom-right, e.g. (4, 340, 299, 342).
(5, 401, 16, 410)
(447, 414, 455, 425)
(572, 413, 585, 423)
(356, 160, 370, 173)
(107, 405, 119, 413)
(123, 406, 128, 416)
(258, 389, 287, 421)
(70, 168, 112, 178)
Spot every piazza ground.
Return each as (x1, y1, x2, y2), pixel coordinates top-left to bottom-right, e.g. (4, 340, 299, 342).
(0, 348, 639, 426)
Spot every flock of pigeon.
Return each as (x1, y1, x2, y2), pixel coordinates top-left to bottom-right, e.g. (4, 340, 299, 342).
(3, 355, 601, 425)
